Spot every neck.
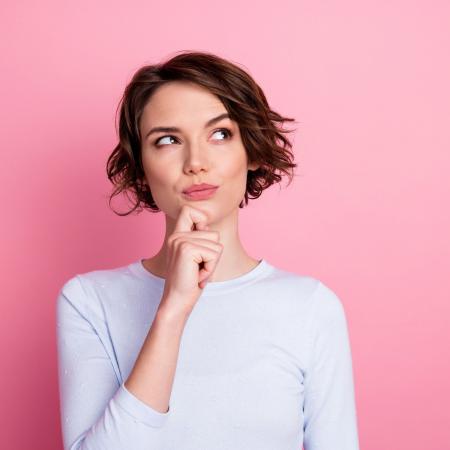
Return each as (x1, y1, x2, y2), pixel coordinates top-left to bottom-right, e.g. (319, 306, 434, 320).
(143, 208, 260, 282)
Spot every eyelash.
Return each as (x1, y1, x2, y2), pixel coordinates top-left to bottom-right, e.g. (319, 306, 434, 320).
(154, 128, 233, 147)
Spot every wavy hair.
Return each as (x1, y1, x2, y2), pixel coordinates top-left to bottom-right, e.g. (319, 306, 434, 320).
(106, 50, 298, 216)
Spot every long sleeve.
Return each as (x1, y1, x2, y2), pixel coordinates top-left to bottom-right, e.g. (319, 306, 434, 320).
(56, 275, 170, 450)
(302, 282, 360, 450)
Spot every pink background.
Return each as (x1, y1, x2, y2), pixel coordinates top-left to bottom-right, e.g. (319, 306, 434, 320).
(1, 1, 449, 448)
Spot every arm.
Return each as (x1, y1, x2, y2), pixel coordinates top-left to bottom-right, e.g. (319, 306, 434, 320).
(303, 282, 360, 450)
(124, 300, 188, 414)
(56, 275, 186, 450)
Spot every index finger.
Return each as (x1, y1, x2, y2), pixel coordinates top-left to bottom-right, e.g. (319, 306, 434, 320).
(173, 205, 210, 233)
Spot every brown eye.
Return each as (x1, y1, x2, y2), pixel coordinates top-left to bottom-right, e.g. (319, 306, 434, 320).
(155, 135, 178, 147)
(212, 128, 233, 140)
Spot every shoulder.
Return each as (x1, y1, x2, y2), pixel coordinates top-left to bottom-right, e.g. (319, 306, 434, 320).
(266, 264, 346, 324)
(309, 280, 347, 327)
(267, 264, 342, 309)
(56, 262, 133, 318)
(263, 264, 320, 302)
(302, 279, 350, 349)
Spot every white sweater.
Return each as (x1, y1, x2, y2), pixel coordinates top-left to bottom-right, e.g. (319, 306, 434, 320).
(56, 258, 360, 450)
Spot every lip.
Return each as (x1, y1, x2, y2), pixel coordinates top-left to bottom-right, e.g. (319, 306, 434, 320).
(182, 186, 218, 200)
(183, 183, 219, 194)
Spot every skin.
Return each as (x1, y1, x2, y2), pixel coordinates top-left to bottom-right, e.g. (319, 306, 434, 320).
(139, 80, 261, 282)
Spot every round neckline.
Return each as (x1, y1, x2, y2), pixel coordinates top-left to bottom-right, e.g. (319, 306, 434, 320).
(128, 257, 273, 295)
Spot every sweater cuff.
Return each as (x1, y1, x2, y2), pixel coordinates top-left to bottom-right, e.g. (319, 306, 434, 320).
(113, 381, 171, 428)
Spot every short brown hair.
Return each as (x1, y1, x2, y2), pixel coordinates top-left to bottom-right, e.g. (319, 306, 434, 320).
(106, 50, 298, 216)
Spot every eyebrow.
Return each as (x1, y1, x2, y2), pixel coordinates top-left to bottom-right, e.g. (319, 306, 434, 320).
(144, 113, 231, 140)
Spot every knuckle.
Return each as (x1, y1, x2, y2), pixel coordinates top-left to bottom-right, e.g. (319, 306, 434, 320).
(178, 241, 191, 253)
(171, 236, 185, 250)
(168, 231, 180, 241)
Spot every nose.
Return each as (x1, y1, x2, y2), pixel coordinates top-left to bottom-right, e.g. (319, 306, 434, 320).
(182, 140, 210, 174)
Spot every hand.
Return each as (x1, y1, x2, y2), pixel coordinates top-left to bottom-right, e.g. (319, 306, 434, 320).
(159, 204, 223, 317)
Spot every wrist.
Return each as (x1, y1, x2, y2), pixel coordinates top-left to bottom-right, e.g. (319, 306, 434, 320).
(156, 299, 190, 325)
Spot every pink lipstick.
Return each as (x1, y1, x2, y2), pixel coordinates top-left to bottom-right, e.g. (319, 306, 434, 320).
(182, 186, 218, 200)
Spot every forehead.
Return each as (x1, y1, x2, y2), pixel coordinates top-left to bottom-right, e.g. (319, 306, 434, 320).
(141, 81, 226, 125)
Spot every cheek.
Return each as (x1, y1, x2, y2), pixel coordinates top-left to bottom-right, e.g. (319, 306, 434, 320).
(220, 149, 248, 176)
(142, 162, 176, 207)
(142, 155, 174, 188)
(220, 157, 249, 195)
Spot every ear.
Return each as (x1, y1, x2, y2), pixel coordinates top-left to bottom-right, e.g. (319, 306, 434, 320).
(247, 161, 260, 171)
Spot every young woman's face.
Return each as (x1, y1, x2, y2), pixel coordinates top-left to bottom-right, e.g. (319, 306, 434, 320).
(139, 80, 258, 223)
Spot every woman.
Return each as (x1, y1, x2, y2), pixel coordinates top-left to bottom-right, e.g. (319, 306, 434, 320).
(56, 51, 360, 450)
